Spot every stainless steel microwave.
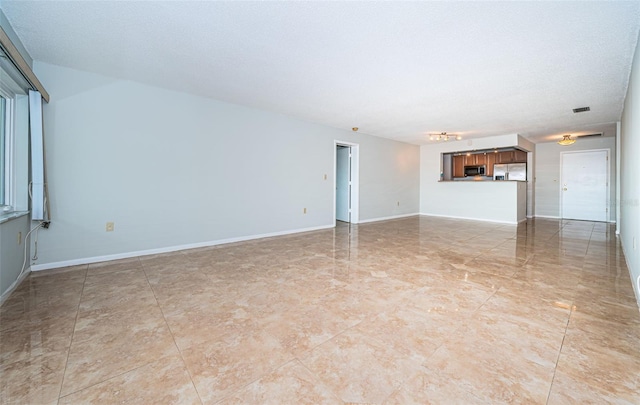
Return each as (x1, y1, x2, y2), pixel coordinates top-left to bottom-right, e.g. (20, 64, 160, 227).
(464, 165, 486, 177)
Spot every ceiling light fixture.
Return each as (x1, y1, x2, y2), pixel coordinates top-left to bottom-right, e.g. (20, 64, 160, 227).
(429, 132, 461, 141)
(557, 134, 576, 146)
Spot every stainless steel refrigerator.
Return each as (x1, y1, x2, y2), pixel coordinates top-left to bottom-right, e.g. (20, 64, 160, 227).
(494, 163, 526, 181)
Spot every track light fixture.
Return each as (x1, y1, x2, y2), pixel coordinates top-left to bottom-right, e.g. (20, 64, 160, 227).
(429, 132, 461, 141)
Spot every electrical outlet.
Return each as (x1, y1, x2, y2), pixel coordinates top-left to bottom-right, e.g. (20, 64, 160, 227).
(106, 222, 115, 232)
(323, 174, 327, 180)
(17, 232, 21, 245)
(303, 208, 307, 214)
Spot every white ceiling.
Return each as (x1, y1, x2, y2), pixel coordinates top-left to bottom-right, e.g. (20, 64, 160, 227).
(2, 1, 639, 145)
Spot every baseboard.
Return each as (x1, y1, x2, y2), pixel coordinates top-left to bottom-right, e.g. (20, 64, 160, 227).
(619, 237, 640, 312)
(0, 267, 31, 306)
(356, 213, 419, 224)
(533, 215, 617, 224)
(30, 223, 335, 272)
(419, 213, 518, 225)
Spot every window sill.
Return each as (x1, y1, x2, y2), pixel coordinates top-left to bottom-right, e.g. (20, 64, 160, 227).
(0, 210, 29, 225)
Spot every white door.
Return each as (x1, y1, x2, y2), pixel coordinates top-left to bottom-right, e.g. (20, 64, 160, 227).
(561, 150, 608, 221)
(336, 146, 350, 222)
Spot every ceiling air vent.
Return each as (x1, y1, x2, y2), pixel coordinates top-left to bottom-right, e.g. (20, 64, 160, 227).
(577, 133, 603, 138)
(573, 106, 591, 113)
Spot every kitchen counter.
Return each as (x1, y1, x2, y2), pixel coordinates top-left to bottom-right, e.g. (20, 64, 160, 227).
(424, 180, 527, 224)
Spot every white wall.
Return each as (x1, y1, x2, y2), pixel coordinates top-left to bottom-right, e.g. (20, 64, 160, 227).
(620, 33, 640, 307)
(0, 214, 30, 302)
(517, 181, 527, 222)
(517, 137, 537, 217)
(31, 62, 420, 268)
(534, 137, 617, 221)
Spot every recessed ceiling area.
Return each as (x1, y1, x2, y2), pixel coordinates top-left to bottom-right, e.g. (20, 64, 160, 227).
(2, 1, 639, 145)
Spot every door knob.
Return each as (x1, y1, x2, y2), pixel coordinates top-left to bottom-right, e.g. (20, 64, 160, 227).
(563, 187, 567, 191)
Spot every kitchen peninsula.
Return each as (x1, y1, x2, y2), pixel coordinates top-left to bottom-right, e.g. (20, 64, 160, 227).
(420, 134, 534, 225)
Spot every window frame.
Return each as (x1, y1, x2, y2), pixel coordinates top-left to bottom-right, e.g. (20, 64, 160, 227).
(0, 96, 5, 206)
(1, 91, 16, 212)
(0, 60, 29, 218)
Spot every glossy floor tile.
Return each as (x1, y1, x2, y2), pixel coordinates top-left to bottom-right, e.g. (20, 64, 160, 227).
(1, 217, 639, 404)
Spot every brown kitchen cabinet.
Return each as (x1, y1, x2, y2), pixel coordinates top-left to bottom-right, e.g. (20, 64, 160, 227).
(463, 153, 486, 166)
(497, 149, 528, 164)
(453, 155, 465, 178)
(476, 154, 486, 165)
(497, 151, 514, 163)
(485, 153, 496, 177)
(463, 154, 474, 166)
(513, 149, 527, 163)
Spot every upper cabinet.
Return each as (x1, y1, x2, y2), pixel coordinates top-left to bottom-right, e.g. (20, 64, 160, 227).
(514, 149, 527, 162)
(485, 153, 496, 177)
(475, 154, 486, 165)
(463, 154, 473, 166)
(496, 151, 513, 163)
(453, 155, 465, 178)
(496, 150, 527, 164)
(463, 153, 486, 166)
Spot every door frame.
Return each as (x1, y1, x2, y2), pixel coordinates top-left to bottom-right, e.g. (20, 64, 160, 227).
(559, 148, 610, 222)
(334, 140, 359, 224)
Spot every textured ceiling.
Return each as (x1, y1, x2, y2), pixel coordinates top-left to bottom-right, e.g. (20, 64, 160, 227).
(2, 1, 639, 145)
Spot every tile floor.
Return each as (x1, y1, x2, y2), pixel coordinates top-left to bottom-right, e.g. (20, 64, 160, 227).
(1, 216, 639, 404)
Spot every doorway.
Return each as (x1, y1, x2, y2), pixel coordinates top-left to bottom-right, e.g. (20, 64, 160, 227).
(560, 149, 609, 221)
(336, 146, 350, 222)
(334, 141, 359, 224)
